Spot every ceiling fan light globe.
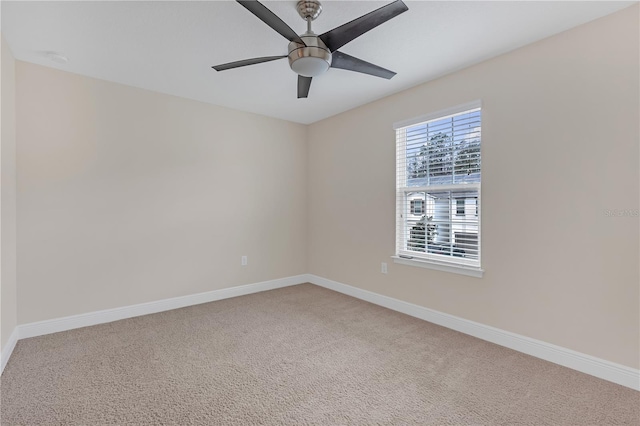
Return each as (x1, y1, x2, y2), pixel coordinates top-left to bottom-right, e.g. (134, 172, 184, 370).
(291, 56, 330, 77)
(288, 38, 332, 77)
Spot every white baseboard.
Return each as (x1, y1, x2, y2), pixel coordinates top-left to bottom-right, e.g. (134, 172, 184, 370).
(18, 275, 308, 340)
(6, 273, 639, 391)
(308, 274, 640, 391)
(1, 327, 19, 375)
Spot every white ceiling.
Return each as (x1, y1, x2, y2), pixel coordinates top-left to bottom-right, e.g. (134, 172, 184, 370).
(1, 1, 635, 124)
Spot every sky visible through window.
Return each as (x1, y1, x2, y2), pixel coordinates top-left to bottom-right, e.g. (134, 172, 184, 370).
(405, 109, 481, 187)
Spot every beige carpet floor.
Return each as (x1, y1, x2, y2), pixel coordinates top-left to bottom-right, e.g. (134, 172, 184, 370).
(1, 283, 638, 425)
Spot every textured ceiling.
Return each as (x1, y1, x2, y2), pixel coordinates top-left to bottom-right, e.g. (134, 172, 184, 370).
(1, 1, 635, 124)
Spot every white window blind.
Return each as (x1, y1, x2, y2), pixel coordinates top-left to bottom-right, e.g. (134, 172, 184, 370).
(395, 103, 481, 270)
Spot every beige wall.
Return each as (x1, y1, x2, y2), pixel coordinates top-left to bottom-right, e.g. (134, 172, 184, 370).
(1, 33, 18, 351)
(16, 62, 308, 324)
(308, 6, 639, 369)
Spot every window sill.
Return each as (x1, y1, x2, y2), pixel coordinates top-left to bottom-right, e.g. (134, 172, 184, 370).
(391, 256, 484, 278)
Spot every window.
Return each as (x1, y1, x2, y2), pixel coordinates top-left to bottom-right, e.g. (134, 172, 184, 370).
(394, 102, 482, 276)
(410, 199, 424, 215)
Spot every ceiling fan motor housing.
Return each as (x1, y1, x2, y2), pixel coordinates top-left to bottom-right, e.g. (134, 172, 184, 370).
(288, 35, 332, 78)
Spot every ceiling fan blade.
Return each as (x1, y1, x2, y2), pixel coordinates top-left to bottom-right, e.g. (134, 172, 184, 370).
(319, 0, 408, 52)
(212, 55, 286, 72)
(237, 0, 305, 44)
(330, 51, 396, 79)
(298, 76, 312, 98)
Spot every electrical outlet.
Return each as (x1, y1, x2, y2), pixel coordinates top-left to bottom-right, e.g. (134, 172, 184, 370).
(241, 256, 247, 266)
(381, 262, 388, 274)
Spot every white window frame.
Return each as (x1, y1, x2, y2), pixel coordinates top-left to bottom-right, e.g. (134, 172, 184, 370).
(393, 101, 484, 278)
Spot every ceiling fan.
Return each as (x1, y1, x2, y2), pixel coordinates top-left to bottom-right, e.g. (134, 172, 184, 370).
(212, 0, 408, 99)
